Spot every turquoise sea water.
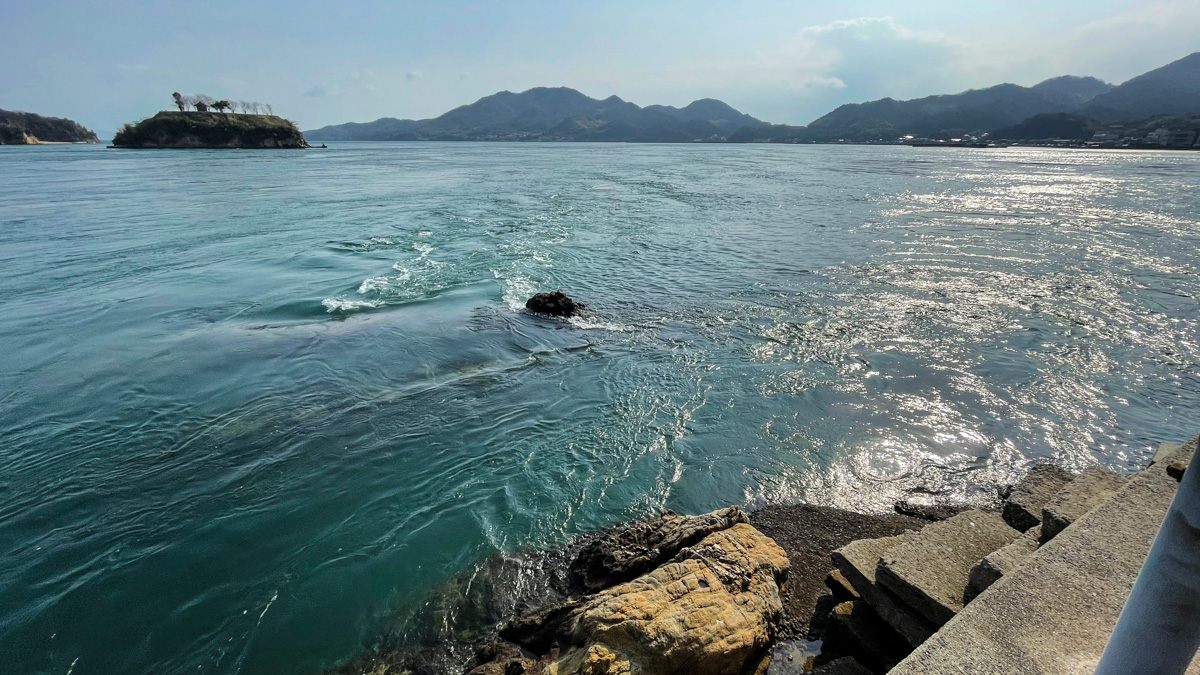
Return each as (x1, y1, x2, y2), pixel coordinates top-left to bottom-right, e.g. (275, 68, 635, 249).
(1, 142, 1198, 674)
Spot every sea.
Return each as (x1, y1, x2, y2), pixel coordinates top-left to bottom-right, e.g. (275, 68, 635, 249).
(1, 142, 1198, 674)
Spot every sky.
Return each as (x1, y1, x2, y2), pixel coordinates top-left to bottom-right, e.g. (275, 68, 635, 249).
(2, 0, 1198, 135)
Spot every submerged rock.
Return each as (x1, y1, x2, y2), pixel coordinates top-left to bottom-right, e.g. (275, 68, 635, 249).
(525, 290, 585, 318)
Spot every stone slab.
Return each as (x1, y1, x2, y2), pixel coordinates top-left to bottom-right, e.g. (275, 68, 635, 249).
(831, 535, 938, 647)
(876, 510, 1021, 626)
(810, 656, 873, 675)
(889, 436, 1200, 675)
(965, 525, 1041, 601)
(1040, 466, 1125, 542)
(1002, 464, 1073, 532)
(822, 600, 910, 673)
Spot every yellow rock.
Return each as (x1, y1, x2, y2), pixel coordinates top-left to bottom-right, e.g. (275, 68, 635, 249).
(549, 523, 789, 675)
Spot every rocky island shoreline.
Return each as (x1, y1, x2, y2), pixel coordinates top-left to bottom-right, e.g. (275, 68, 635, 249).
(324, 433, 1199, 675)
(110, 110, 310, 149)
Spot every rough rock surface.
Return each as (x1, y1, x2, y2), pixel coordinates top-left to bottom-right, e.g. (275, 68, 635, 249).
(748, 503, 924, 639)
(525, 290, 586, 318)
(1039, 467, 1126, 542)
(569, 506, 748, 593)
(1002, 464, 1073, 532)
(486, 523, 789, 675)
(965, 525, 1041, 601)
(876, 510, 1020, 626)
(830, 535, 937, 648)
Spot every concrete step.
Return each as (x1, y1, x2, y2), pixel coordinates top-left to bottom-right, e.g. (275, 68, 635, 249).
(875, 510, 1020, 626)
(1040, 466, 1126, 542)
(1002, 464, 1073, 532)
(965, 525, 1041, 601)
(888, 436, 1200, 675)
(831, 534, 937, 647)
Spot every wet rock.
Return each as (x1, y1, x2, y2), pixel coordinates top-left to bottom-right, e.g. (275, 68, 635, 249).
(876, 510, 1020, 626)
(525, 290, 585, 318)
(810, 656, 874, 675)
(569, 506, 748, 594)
(1002, 464, 1073, 532)
(893, 499, 972, 522)
(1039, 467, 1126, 543)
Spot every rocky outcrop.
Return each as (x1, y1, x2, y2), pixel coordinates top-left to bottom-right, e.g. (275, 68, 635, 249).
(525, 290, 585, 318)
(569, 506, 748, 593)
(469, 514, 789, 675)
(110, 111, 309, 149)
(0, 109, 99, 144)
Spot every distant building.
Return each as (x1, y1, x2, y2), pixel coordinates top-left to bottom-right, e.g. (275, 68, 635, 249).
(1166, 129, 1197, 148)
(1145, 128, 1172, 145)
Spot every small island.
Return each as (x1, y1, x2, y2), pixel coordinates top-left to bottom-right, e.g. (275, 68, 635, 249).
(0, 109, 99, 145)
(111, 93, 310, 149)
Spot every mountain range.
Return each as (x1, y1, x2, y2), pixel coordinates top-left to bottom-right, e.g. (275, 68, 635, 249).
(305, 87, 762, 142)
(801, 52, 1200, 142)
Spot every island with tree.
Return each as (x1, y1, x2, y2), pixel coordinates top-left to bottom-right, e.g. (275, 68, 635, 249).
(110, 93, 310, 149)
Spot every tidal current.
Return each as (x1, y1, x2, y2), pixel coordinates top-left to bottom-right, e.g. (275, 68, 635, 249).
(1, 142, 1197, 674)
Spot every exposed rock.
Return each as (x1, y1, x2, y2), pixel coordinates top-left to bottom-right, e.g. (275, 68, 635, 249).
(965, 525, 1041, 601)
(111, 111, 309, 149)
(876, 510, 1020, 626)
(569, 506, 748, 594)
(1002, 464, 1073, 532)
(483, 523, 789, 675)
(1039, 467, 1126, 543)
(830, 535, 937, 648)
(748, 503, 924, 640)
(825, 569, 860, 601)
(525, 290, 586, 318)
(820, 601, 911, 673)
(810, 656, 874, 675)
(893, 499, 971, 522)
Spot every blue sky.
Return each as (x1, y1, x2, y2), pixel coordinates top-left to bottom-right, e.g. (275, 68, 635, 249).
(2, 0, 1197, 134)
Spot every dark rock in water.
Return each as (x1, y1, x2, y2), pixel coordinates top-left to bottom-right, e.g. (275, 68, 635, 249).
(568, 506, 748, 593)
(525, 290, 585, 318)
(893, 499, 972, 522)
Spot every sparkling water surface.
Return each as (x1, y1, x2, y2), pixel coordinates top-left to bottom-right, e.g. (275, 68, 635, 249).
(1, 142, 1198, 674)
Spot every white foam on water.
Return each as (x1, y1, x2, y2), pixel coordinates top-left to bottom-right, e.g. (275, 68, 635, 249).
(321, 297, 382, 313)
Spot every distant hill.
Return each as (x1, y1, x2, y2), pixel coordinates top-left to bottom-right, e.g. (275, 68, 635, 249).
(989, 112, 1100, 141)
(0, 109, 99, 144)
(1080, 53, 1200, 121)
(305, 87, 765, 142)
(804, 76, 1113, 142)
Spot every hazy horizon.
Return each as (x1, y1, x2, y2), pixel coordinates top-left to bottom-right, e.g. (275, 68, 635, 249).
(3, 0, 1198, 134)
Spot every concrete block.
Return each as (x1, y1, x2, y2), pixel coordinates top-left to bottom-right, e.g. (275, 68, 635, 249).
(876, 510, 1021, 626)
(889, 434, 1200, 675)
(822, 601, 910, 673)
(1002, 464, 1073, 532)
(831, 535, 938, 647)
(1040, 467, 1125, 543)
(826, 569, 860, 601)
(965, 525, 1041, 601)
